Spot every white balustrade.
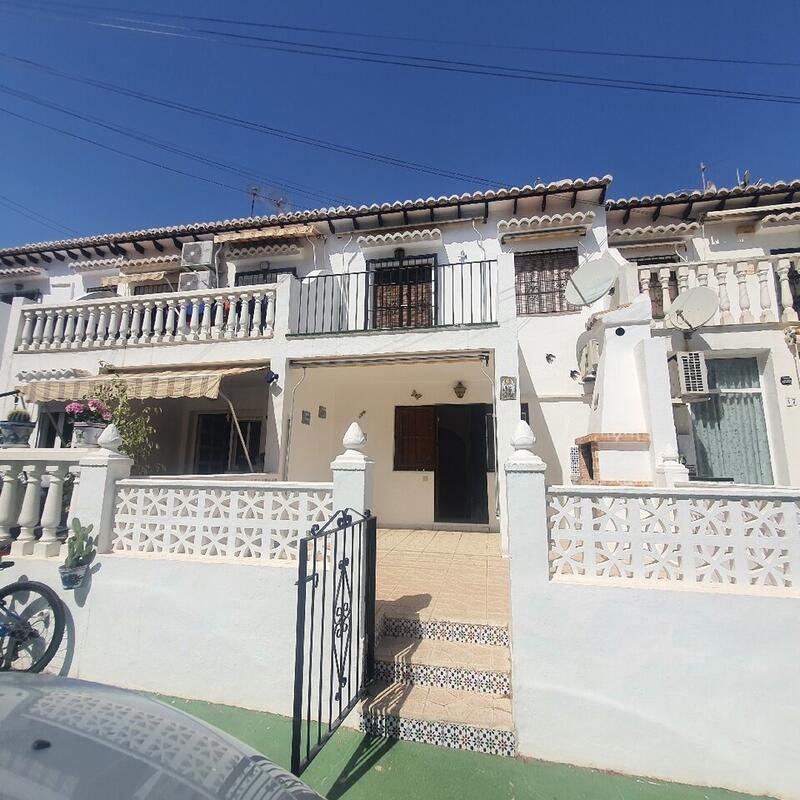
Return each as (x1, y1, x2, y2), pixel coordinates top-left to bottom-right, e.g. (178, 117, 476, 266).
(111, 477, 334, 562)
(638, 254, 794, 327)
(14, 285, 278, 352)
(547, 485, 800, 593)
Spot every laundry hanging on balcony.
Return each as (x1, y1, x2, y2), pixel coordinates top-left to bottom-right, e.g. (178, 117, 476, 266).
(17, 364, 267, 403)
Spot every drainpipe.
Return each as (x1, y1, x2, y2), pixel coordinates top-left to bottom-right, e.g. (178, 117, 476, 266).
(479, 355, 500, 520)
(219, 390, 254, 473)
(283, 366, 307, 480)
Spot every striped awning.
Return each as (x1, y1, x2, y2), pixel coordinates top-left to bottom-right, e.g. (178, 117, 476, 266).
(18, 366, 265, 403)
(101, 271, 176, 286)
(215, 224, 318, 244)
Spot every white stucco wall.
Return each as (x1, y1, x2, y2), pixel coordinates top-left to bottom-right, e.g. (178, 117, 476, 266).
(4, 554, 299, 716)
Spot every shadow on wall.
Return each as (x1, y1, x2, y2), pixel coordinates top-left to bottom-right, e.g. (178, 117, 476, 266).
(518, 352, 563, 484)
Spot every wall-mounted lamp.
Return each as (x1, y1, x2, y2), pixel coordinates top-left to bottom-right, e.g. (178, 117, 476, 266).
(545, 353, 556, 364)
(453, 381, 467, 399)
(265, 369, 280, 385)
(411, 389, 423, 400)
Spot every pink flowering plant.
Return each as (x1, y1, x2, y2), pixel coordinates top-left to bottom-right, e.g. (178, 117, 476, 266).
(64, 398, 112, 424)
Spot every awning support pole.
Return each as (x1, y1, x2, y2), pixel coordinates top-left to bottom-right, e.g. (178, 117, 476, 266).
(219, 390, 255, 473)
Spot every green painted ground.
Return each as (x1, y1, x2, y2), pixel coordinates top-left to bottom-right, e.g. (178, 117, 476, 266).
(161, 696, 771, 800)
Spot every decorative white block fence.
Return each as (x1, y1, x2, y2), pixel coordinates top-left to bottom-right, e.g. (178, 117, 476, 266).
(505, 420, 800, 800)
(547, 485, 800, 591)
(111, 478, 333, 561)
(15, 285, 277, 352)
(638, 254, 799, 326)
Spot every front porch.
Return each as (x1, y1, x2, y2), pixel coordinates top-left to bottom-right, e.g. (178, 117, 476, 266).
(285, 354, 503, 531)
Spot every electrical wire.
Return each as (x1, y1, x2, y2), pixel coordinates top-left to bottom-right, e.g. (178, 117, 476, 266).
(0, 49, 502, 185)
(0, 191, 77, 236)
(0, 83, 348, 208)
(3, 2, 800, 106)
(9, 0, 800, 70)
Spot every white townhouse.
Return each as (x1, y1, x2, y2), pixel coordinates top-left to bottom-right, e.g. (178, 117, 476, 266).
(0, 174, 798, 540)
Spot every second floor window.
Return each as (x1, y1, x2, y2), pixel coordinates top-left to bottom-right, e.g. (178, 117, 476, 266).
(369, 253, 436, 329)
(514, 248, 578, 315)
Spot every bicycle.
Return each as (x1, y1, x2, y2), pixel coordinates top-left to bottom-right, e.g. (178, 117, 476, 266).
(0, 561, 65, 672)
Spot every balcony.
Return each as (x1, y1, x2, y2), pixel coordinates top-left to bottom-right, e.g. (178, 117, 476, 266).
(14, 284, 277, 353)
(638, 254, 800, 326)
(290, 259, 497, 336)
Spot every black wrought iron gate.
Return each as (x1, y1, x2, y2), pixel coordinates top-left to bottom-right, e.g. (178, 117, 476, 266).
(290, 509, 377, 776)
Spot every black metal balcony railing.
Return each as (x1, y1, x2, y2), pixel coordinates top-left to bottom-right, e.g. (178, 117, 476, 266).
(292, 260, 497, 335)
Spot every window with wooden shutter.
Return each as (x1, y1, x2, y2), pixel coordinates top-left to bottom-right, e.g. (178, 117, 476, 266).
(514, 248, 579, 315)
(370, 254, 435, 329)
(394, 406, 436, 470)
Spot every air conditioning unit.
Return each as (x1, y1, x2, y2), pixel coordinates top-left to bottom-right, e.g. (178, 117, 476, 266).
(181, 241, 214, 268)
(676, 351, 709, 396)
(178, 269, 217, 292)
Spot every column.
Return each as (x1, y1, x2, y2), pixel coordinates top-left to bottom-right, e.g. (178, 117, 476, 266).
(105, 303, 120, 345)
(715, 264, 733, 324)
(188, 298, 201, 340)
(757, 260, 777, 323)
(236, 292, 250, 337)
(676, 265, 689, 296)
(176, 297, 189, 340)
(117, 303, 131, 345)
(41, 310, 55, 349)
(11, 465, 42, 556)
(199, 297, 213, 340)
(164, 299, 177, 342)
(224, 295, 238, 338)
(0, 464, 20, 547)
(17, 310, 35, 351)
(212, 295, 225, 339)
(152, 300, 166, 343)
(129, 302, 142, 344)
(735, 261, 753, 323)
(52, 310, 66, 348)
(73, 307, 88, 348)
(69, 448, 133, 553)
(264, 292, 276, 336)
(250, 290, 263, 336)
(82, 306, 97, 348)
(140, 301, 153, 344)
(31, 309, 45, 350)
(658, 267, 673, 318)
(777, 258, 799, 322)
(62, 310, 76, 349)
(330, 422, 374, 514)
(34, 465, 66, 557)
(94, 305, 109, 346)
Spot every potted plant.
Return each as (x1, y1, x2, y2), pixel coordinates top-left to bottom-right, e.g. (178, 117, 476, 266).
(66, 398, 112, 447)
(59, 518, 95, 590)
(0, 407, 35, 448)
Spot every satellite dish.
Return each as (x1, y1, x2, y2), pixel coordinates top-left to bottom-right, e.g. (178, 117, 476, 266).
(667, 286, 718, 331)
(564, 252, 619, 306)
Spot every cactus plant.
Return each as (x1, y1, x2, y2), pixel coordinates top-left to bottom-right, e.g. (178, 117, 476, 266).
(6, 408, 31, 423)
(63, 517, 95, 568)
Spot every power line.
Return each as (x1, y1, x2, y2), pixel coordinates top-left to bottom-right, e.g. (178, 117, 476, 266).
(0, 104, 308, 208)
(4, 2, 800, 106)
(10, 0, 800, 70)
(0, 191, 77, 236)
(0, 50, 505, 184)
(0, 83, 348, 208)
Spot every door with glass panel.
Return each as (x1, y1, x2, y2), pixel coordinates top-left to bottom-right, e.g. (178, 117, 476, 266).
(690, 357, 774, 485)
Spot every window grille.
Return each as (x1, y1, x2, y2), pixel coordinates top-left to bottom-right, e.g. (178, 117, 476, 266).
(369, 254, 435, 329)
(514, 248, 578, 315)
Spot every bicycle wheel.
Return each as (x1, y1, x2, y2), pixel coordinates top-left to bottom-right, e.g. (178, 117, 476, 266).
(0, 581, 65, 673)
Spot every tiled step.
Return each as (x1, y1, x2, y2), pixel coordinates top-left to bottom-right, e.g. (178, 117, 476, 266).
(381, 615, 509, 647)
(375, 636, 510, 695)
(360, 681, 516, 757)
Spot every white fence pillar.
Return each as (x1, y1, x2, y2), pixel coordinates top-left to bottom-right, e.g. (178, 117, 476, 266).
(69, 440, 133, 554)
(330, 422, 373, 515)
(504, 421, 548, 568)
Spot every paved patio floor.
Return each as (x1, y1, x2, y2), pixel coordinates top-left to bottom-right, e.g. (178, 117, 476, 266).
(376, 528, 510, 626)
(164, 696, 773, 800)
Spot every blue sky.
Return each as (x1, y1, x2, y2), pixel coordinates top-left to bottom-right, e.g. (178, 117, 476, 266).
(1, 0, 798, 247)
